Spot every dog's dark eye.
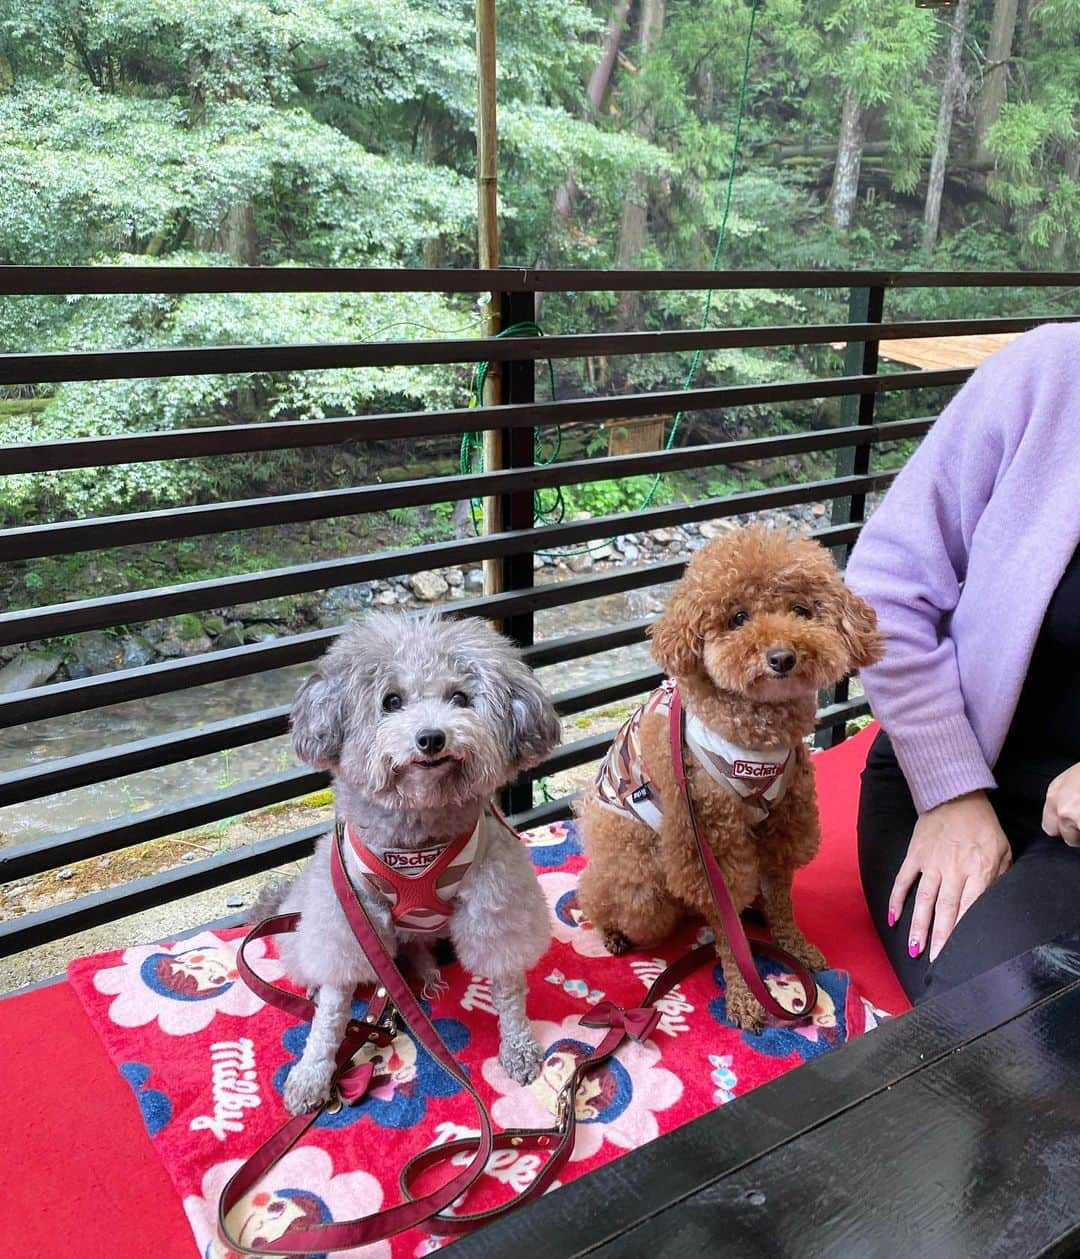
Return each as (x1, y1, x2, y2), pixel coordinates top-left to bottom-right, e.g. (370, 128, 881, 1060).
(449, 691, 470, 708)
(729, 610, 751, 628)
(381, 693, 403, 713)
(792, 604, 813, 619)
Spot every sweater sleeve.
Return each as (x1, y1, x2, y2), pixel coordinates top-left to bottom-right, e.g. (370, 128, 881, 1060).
(845, 344, 1026, 813)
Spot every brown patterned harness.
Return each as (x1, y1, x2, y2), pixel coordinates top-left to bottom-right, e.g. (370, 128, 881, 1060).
(594, 678, 795, 826)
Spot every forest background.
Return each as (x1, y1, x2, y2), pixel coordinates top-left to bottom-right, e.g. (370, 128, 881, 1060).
(1, 0, 1078, 616)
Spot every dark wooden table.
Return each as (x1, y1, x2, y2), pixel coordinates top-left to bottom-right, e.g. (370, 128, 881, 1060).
(454, 934, 1080, 1258)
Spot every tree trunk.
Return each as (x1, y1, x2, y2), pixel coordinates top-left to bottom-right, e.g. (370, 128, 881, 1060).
(829, 92, 866, 230)
(194, 202, 258, 265)
(616, 0, 666, 330)
(536, 0, 632, 317)
(972, 0, 1018, 165)
(923, 0, 970, 253)
(421, 111, 446, 268)
(1052, 124, 1080, 263)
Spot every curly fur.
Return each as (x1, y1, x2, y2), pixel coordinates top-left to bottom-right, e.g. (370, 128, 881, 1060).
(578, 524, 883, 1031)
(259, 611, 561, 1113)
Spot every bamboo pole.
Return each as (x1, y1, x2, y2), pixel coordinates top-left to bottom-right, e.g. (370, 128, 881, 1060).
(476, 0, 504, 597)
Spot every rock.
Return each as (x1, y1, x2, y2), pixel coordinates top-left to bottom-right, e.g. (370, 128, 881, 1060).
(373, 588, 399, 607)
(242, 623, 279, 644)
(72, 631, 124, 674)
(0, 650, 62, 693)
(698, 519, 734, 539)
(410, 570, 450, 601)
(120, 635, 155, 670)
(568, 553, 594, 574)
(56, 868, 74, 881)
(619, 542, 640, 562)
(230, 598, 310, 624)
(811, 503, 827, 517)
(213, 627, 246, 651)
(533, 554, 546, 571)
(653, 527, 677, 545)
(174, 613, 205, 642)
(181, 852, 197, 863)
(65, 661, 93, 681)
(141, 620, 169, 645)
(155, 636, 185, 659)
(225, 895, 245, 909)
(465, 569, 484, 593)
(203, 615, 228, 638)
(180, 635, 214, 657)
(319, 583, 376, 617)
(446, 569, 464, 589)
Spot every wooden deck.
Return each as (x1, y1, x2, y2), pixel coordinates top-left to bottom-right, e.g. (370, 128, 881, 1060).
(833, 331, 1022, 371)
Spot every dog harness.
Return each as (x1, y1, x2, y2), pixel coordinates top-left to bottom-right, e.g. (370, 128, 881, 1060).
(594, 678, 795, 827)
(345, 818, 481, 934)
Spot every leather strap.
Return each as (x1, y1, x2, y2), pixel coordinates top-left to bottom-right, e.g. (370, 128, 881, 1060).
(668, 685, 818, 1023)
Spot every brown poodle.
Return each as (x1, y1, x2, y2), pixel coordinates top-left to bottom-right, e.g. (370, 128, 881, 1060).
(577, 524, 883, 1031)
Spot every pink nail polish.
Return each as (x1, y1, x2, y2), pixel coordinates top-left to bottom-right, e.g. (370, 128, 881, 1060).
(908, 939, 920, 958)
(887, 909, 896, 928)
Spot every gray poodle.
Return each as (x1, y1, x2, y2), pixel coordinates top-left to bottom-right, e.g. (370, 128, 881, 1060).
(261, 611, 561, 1116)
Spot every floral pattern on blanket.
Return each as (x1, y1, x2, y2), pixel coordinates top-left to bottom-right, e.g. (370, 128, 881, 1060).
(68, 819, 888, 1259)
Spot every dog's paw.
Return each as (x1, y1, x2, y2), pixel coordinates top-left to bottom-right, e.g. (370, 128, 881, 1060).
(499, 1034, 545, 1085)
(724, 983, 766, 1034)
(283, 1060, 336, 1115)
(601, 927, 633, 956)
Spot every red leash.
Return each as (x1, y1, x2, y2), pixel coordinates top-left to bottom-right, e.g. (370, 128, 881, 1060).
(668, 686, 818, 1022)
(220, 729, 817, 1253)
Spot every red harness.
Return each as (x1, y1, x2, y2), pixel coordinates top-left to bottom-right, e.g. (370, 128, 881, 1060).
(346, 819, 479, 935)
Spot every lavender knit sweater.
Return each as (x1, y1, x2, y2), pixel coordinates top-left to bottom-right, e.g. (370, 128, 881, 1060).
(845, 322, 1080, 815)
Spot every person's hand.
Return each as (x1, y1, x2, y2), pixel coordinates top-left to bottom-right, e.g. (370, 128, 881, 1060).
(889, 790, 1011, 963)
(1043, 764, 1080, 848)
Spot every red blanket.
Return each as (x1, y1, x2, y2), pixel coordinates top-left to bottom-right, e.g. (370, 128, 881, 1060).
(2, 725, 908, 1259)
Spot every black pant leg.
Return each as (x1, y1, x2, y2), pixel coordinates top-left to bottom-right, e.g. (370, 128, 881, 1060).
(857, 730, 932, 1002)
(857, 730, 1080, 1004)
(925, 830, 1080, 1000)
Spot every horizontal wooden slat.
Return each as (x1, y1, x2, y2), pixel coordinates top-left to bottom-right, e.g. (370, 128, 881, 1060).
(0, 823, 324, 958)
(0, 770, 326, 883)
(0, 524, 864, 729)
(2, 315, 1072, 386)
(2, 265, 1077, 296)
(0, 473, 891, 646)
(0, 419, 931, 562)
(0, 665, 658, 810)
(0, 370, 958, 474)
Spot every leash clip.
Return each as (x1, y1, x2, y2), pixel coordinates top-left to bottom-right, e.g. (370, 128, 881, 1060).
(555, 1081, 576, 1126)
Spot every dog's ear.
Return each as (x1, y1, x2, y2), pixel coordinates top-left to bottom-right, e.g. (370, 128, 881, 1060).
(649, 584, 704, 677)
(837, 585, 885, 671)
(290, 668, 347, 769)
(505, 661, 562, 773)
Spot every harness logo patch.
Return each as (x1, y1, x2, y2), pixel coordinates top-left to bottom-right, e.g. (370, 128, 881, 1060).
(382, 846, 444, 872)
(732, 760, 782, 780)
(630, 784, 652, 805)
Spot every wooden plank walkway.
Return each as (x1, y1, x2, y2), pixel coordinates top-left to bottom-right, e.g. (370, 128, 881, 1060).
(875, 332, 1021, 370)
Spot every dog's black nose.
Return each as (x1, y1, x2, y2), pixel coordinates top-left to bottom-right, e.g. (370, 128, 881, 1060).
(767, 647, 797, 675)
(415, 727, 446, 755)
